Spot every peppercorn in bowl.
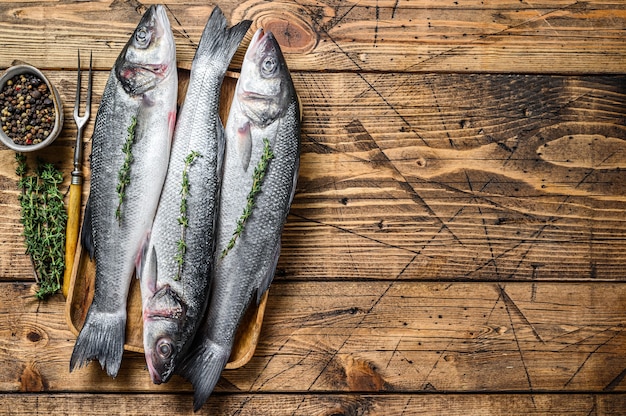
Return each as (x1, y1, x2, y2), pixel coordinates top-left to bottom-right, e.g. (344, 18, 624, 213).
(0, 64, 63, 152)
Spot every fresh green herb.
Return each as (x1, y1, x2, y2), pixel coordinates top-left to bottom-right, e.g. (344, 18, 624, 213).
(15, 153, 68, 299)
(175, 150, 202, 280)
(115, 116, 137, 222)
(221, 137, 274, 258)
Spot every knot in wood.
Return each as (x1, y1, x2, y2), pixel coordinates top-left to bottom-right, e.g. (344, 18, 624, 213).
(342, 355, 389, 392)
(234, 1, 319, 53)
(23, 326, 48, 347)
(264, 18, 318, 54)
(19, 361, 47, 392)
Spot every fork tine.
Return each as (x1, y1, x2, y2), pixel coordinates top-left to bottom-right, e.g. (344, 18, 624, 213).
(74, 50, 93, 125)
(84, 50, 93, 119)
(74, 50, 82, 121)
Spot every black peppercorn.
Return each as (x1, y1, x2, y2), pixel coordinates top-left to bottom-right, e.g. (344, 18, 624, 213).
(1, 73, 55, 145)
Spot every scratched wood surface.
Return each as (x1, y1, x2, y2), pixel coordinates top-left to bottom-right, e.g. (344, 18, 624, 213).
(0, 0, 625, 415)
(1, 282, 625, 392)
(2, 394, 626, 415)
(0, 1, 625, 73)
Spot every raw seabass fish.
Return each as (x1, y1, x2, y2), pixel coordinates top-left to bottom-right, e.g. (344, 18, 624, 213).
(70, 5, 177, 378)
(178, 27, 301, 411)
(139, 7, 251, 384)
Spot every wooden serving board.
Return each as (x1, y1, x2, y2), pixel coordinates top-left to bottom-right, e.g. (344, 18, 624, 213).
(64, 72, 269, 370)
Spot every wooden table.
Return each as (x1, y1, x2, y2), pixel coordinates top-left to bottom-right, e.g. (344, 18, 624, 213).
(0, 1, 625, 414)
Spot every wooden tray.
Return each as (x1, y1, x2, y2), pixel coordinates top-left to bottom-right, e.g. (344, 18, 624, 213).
(64, 72, 268, 370)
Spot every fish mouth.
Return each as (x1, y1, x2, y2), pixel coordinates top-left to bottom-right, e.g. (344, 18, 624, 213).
(250, 27, 266, 47)
(124, 63, 169, 78)
(143, 285, 186, 322)
(140, 63, 169, 75)
(143, 310, 182, 323)
(152, 4, 169, 34)
(145, 355, 163, 384)
(240, 90, 271, 101)
(251, 27, 278, 55)
(142, 304, 185, 323)
(144, 4, 169, 40)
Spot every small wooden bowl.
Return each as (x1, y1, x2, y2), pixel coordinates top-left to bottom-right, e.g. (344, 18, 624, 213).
(64, 72, 268, 370)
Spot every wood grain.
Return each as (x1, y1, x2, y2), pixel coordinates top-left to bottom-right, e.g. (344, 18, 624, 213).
(285, 73, 626, 281)
(0, 1, 624, 73)
(2, 72, 624, 282)
(1, 393, 625, 415)
(0, 1, 624, 413)
(0, 282, 624, 393)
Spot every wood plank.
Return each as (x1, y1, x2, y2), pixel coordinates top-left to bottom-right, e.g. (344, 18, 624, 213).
(2, 393, 626, 415)
(0, 72, 625, 282)
(0, 281, 624, 393)
(0, 0, 622, 413)
(284, 73, 626, 281)
(0, 1, 624, 73)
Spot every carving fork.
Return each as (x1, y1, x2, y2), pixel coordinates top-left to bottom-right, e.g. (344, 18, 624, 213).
(63, 50, 92, 298)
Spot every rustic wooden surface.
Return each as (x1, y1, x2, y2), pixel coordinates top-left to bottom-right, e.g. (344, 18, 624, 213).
(0, 0, 625, 415)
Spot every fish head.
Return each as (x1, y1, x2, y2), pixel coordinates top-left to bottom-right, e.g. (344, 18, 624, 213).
(237, 28, 294, 127)
(142, 284, 187, 384)
(116, 4, 176, 96)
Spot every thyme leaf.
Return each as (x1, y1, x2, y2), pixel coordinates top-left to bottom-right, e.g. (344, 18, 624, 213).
(115, 116, 137, 222)
(175, 150, 202, 280)
(221, 137, 274, 258)
(16, 153, 68, 299)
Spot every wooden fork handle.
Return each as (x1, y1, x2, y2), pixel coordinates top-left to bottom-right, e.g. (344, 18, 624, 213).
(62, 182, 82, 298)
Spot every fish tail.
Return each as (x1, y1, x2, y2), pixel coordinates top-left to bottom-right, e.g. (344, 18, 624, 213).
(195, 6, 252, 68)
(177, 340, 230, 412)
(69, 310, 126, 378)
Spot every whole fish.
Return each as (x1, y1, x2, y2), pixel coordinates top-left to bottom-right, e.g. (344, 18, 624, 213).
(70, 5, 177, 378)
(178, 28, 301, 411)
(139, 7, 251, 384)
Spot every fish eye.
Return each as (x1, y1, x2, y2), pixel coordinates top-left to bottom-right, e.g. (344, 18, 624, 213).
(156, 339, 173, 359)
(135, 27, 150, 45)
(261, 56, 277, 77)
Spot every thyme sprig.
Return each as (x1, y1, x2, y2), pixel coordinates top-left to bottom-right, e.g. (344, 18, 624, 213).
(175, 150, 202, 280)
(15, 153, 67, 299)
(221, 137, 274, 258)
(116, 116, 137, 222)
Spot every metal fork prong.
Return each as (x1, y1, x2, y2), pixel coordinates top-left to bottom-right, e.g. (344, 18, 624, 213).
(84, 50, 93, 120)
(74, 50, 92, 127)
(73, 50, 82, 122)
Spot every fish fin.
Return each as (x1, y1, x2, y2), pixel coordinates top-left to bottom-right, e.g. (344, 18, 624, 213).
(69, 309, 126, 378)
(135, 231, 151, 279)
(257, 240, 281, 305)
(237, 121, 252, 171)
(138, 244, 158, 296)
(177, 340, 230, 412)
(80, 196, 95, 259)
(289, 156, 300, 207)
(145, 246, 158, 295)
(168, 110, 177, 141)
(194, 7, 252, 71)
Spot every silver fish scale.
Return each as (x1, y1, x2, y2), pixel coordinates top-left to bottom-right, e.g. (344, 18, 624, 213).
(207, 98, 300, 344)
(70, 3, 178, 380)
(147, 66, 224, 317)
(88, 77, 153, 313)
(73, 48, 177, 380)
(141, 8, 252, 382)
